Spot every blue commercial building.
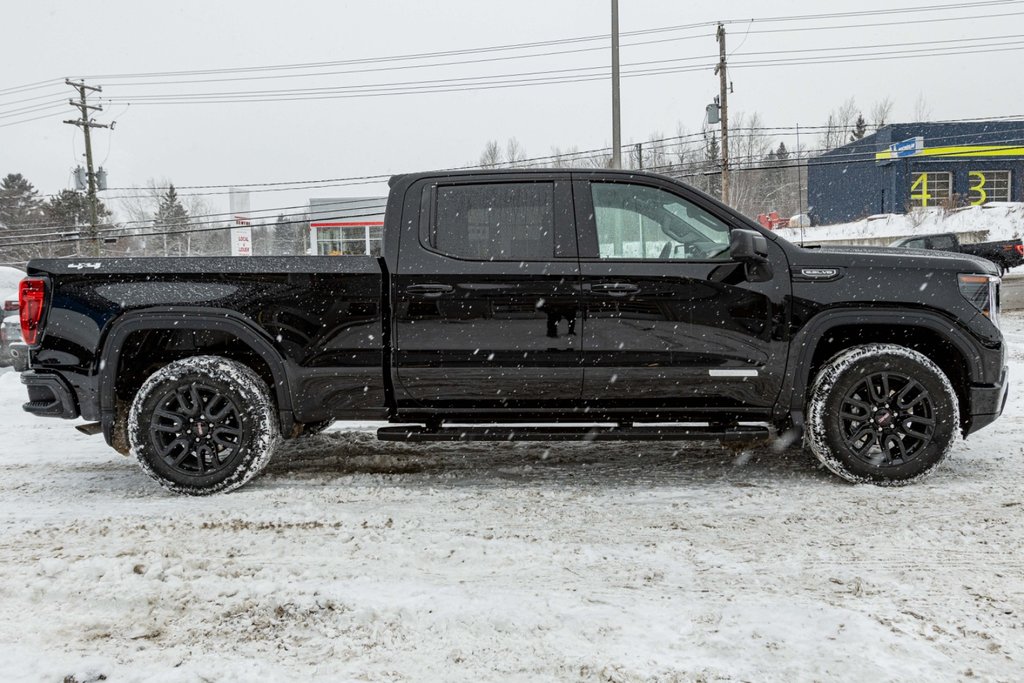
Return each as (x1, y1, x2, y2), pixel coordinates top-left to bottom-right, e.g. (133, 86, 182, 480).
(807, 121, 1024, 224)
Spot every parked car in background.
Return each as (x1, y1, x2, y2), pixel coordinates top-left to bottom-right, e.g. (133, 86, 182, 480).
(1, 314, 24, 368)
(2, 291, 17, 316)
(890, 232, 1024, 275)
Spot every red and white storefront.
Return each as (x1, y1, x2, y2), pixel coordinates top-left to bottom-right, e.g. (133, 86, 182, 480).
(307, 198, 386, 256)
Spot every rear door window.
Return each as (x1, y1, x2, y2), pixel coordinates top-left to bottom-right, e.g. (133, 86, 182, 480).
(432, 183, 555, 260)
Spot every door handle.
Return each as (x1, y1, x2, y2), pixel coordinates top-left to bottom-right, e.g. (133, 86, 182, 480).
(406, 283, 453, 297)
(591, 282, 640, 296)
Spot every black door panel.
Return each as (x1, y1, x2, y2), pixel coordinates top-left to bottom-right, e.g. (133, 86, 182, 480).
(392, 175, 583, 409)
(572, 175, 790, 411)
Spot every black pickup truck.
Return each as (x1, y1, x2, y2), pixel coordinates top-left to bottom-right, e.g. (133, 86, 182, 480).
(891, 232, 1024, 275)
(16, 169, 1008, 494)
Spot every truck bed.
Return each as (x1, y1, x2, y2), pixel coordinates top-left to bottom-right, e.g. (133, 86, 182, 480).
(25, 256, 388, 424)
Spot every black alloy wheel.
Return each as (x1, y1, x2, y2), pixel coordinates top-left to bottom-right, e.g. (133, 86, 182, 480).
(838, 371, 935, 468)
(128, 356, 280, 495)
(149, 382, 244, 477)
(806, 343, 958, 485)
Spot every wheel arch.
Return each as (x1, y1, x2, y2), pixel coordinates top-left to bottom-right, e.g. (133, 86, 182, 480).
(98, 308, 295, 449)
(782, 308, 982, 433)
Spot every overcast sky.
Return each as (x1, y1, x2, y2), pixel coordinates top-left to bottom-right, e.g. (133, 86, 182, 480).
(2, 0, 1021, 220)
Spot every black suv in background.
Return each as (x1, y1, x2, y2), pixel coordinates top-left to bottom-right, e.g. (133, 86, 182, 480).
(15, 169, 1007, 494)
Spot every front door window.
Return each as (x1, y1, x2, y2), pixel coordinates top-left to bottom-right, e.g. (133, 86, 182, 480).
(591, 183, 731, 260)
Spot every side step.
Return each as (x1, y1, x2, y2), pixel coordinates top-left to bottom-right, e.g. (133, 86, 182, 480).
(377, 425, 770, 442)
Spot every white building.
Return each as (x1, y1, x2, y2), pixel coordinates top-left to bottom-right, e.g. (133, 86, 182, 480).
(307, 197, 386, 256)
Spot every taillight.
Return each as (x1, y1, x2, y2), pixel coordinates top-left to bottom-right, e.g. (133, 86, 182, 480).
(1016, 243, 1024, 256)
(19, 278, 46, 346)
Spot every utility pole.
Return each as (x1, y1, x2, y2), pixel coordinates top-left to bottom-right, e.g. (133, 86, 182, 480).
(610, 0, 621, 169)
(715, 23, 730, 204)
(634, 142, 643, 169)
(64, 79, 110, 257)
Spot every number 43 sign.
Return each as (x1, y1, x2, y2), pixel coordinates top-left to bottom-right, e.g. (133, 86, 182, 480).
(910, 171, 998, 207)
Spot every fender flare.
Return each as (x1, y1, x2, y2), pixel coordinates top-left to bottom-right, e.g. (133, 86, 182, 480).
(97, 308, 295, 443)
(778, 307, 985, 427)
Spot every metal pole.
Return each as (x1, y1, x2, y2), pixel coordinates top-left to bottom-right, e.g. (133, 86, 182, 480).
(64, 79, 108, 257)
(611, 0, 621, 169)
(716, 23, 729, 204)
(796, 123, 805, 246)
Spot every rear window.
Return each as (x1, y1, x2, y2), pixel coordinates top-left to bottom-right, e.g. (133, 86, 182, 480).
(432, 183, 554, 260)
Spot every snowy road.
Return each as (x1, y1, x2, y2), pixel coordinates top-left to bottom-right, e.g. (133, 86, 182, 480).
(1, 322, 1023, 681)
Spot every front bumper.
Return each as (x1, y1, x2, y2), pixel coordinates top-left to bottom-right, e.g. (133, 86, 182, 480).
(21, 370, 80, 419)
(964, 365, 1009, 436)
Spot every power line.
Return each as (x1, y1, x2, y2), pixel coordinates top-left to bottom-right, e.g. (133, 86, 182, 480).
(92, 118, 1024, 198)
(0, 110, 68, 129)
(76, 0, 1018, 83)
(10, 126, 1024, 243)
(99, 36, 1024, 107)
(0, 78, 65, 97)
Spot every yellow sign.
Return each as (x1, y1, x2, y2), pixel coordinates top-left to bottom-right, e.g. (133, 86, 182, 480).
(877, 144, 1024, 161)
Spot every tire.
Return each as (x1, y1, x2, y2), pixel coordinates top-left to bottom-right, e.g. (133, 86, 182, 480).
(128, 356, 280, 495)
(806, 344, 959, 485)
(299, 419, 334, 437)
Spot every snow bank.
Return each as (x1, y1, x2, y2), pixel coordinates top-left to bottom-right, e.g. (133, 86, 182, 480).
(776, 202, 1024, 245)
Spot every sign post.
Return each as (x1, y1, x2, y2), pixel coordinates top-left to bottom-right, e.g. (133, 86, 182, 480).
(229, 188, 253, 257)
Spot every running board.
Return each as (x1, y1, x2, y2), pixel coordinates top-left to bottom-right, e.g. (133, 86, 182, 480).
(376, 425, 770, 442)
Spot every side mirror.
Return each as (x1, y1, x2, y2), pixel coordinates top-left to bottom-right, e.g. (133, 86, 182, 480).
(729, 229, 772, 282)
(729, 229, 769, 263)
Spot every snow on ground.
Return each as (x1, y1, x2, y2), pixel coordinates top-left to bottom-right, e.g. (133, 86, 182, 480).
(1, 323, 1023, 681)
(775, 202, 1024, 245)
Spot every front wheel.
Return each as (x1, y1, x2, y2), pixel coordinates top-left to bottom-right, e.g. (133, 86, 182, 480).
(128, 356, 280, 495)
(806, 344, 959, 485)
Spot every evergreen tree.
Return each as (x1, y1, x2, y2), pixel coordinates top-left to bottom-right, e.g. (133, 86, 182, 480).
(153, 185, 191, 256)
(850, 114, 868, 141)
(45, 189, 110, 231)
(0, 173, 45, 228)
(272, 213, 308, 255)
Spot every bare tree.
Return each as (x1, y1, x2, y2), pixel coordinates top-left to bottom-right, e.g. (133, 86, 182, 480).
(727, 112, 775, 216)
(505, 138, 526, 167)
(115, 179, 222, 256)
(913, 93, 932, 122)
(479, 140, 502, 168)
(817, 98, 860, 152)
(870, 97, 894, 131)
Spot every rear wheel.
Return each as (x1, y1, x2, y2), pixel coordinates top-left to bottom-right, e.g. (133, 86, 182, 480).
(128, 356, 280, 495)
(806, 344, 958, 485)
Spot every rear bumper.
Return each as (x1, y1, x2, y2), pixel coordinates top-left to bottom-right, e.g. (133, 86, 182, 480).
(21, 370, 80, 419)
(964, 365, 1009, 436)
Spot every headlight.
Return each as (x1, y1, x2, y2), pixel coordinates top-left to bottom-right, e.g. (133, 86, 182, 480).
(959, 273, 1000, 327)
